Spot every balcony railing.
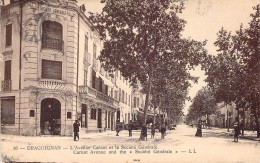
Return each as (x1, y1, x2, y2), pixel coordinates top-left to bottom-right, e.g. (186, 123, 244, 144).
(1, 80, 11, 91)
(38, 79, 65, 90)
(42, 37, 64, 52)
(79, 85, 114, 104)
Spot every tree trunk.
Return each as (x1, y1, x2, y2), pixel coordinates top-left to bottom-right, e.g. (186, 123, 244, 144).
(242, 108, 245, 136)
(153, 106, 156, 125)
(254, 108, 260, 138)
(237, 106, 240, 129)
(140, 68, 153, 140)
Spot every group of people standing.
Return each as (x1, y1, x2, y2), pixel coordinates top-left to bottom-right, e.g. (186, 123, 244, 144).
(126, 121, 167, 140)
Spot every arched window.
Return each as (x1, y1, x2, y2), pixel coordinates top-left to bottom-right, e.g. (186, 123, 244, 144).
(42, 21, 63, 51)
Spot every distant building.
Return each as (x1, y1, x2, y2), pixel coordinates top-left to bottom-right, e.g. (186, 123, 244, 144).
(208, 102, 254, 130)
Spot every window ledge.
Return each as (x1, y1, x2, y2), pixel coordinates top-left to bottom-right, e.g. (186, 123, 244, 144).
(41, 48, 64, 55)
(2, 50, 13, 55)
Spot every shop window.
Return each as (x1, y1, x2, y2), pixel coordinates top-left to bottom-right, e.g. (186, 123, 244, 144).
(42, 21, 63, 51)
(1, 97, 15, 124)
(42, 59, 62, 80)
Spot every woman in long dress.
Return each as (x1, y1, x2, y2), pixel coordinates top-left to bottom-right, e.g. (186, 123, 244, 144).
(195, 119, 202, 137)
(233, 117, 240, 142)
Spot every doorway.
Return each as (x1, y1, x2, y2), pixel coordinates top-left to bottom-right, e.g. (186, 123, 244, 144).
(40, 98, 61, 135)
(97, 108, 102, 128)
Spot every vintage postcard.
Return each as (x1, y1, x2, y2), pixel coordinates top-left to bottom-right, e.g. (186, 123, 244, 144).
(0, 0, 259, 162)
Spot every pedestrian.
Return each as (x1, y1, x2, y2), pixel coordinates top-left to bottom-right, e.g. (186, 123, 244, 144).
(195, 119, 202, 137)
(161, 125, 166, 139)
(116, 123, 120, 136)
(233, 117, 240, 142)
(151, 124, 155, 139)
(128, 121, 133, 137)
(141, 125, 147, 140)
(73, 120, 80, 141)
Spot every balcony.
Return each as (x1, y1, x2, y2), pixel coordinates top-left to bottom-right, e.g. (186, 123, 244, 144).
(38, 79, 65, 90)
(42, 38, 64, 52)
(1, 80, 11, 92)
(79, 85, 114, 104)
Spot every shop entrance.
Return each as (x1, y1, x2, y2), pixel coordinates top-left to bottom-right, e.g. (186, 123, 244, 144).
(40, 98, 61, 135)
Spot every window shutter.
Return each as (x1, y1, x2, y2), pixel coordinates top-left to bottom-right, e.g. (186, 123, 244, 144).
(1, 97, 15, 124)
(102, 82, 105, 94)
(4, 60, 11, 80)
(92, 70, 96, 88)
(6, 24, 12, 46)
(95, 76, 99, 90)
(105, 85, 108, 95)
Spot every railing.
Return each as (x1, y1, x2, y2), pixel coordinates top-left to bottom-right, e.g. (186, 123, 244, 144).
(42, 37, 64, 52)
(79, 85, 114, 104)
(1, 80, 11, 91)
(38, 79, 65, 90)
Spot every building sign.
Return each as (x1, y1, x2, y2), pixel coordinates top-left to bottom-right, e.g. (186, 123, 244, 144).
(39, 6, 68, 15)
(28, 1, 75, 17)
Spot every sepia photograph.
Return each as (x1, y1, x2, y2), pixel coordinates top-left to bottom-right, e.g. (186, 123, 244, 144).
(0, 0, 259, 162)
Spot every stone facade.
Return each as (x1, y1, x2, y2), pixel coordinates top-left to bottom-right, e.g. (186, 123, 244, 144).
(0, 0, 132, 136)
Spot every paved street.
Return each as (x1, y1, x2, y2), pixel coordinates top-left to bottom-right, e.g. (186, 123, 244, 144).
(1, 125, 260, 163)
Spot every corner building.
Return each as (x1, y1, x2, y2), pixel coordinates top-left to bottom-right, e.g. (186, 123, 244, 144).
(0, 0, 120, 136)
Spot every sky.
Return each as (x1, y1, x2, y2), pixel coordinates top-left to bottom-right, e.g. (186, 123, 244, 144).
(78, 0, 259, 115)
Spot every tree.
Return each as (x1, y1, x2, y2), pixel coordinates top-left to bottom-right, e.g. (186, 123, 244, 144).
(187, 87, 218, 123)
(89, 0, 207, 139)
(145, 58, 197, 127)
(202, 5, 260, 137)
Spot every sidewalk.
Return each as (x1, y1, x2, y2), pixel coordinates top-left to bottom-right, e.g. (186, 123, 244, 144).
(202, 126, 260, 141)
